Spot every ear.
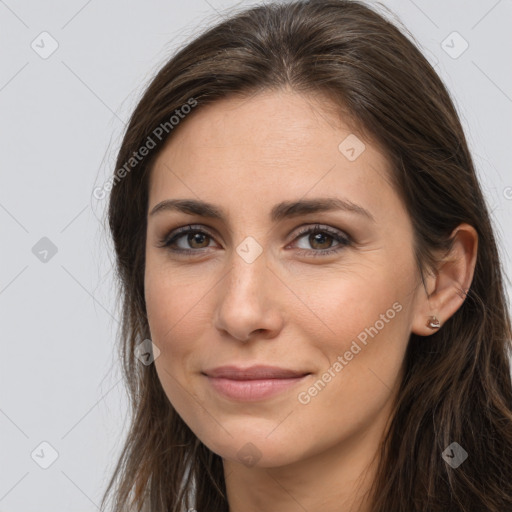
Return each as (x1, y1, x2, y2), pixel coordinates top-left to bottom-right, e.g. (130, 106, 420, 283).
(411, 223, 478, 336)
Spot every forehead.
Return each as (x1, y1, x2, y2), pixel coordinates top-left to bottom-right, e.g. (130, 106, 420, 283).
(149, 90, 394, 216)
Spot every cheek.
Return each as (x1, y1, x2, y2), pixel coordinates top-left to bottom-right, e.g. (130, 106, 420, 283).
(145, 268, 214, 435)
(144, 256, 212, 344)
(144, 262, 217, 395)
(296, 261, 409, 348)
(294, 265, 412, 410)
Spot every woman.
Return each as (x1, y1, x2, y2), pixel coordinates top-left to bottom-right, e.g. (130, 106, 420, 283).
(101, 1, 512, 511)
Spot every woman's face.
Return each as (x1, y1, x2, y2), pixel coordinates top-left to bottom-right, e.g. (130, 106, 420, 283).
(145, 89, 425, 469)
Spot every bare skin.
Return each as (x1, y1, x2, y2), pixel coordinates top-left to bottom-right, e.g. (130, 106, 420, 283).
(144, 89, 478, 512)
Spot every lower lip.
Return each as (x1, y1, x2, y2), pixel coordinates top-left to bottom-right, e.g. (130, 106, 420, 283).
(205, 375, 309, 401)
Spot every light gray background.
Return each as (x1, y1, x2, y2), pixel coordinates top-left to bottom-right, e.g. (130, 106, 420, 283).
(1, 0, 511, 510)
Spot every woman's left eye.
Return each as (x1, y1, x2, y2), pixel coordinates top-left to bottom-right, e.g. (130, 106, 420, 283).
(158, 223, 351, 257)
(291, 224, 352, 257)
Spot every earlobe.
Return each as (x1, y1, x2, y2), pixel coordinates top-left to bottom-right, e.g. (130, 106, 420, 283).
(411, 223, 478, 337)
(426, 315, 441, 330)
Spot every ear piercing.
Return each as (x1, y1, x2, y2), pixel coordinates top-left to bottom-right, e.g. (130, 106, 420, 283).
(426, 315, 441, 329)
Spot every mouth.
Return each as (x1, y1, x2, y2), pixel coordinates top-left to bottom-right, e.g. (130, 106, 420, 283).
(202, 365, 312, 401)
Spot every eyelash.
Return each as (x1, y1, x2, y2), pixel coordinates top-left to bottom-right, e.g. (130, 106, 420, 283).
(157, 223, 352, 258)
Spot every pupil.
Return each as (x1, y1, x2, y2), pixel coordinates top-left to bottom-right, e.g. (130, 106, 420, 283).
(190, 233, 207, 248)
(311, 232, 331, 249)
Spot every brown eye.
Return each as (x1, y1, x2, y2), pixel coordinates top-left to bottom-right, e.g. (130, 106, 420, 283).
(158, 225, 218, 255)
(291, 224, 351, 258)
(186, 232, 211, 249)
(308, 232, 335, 250)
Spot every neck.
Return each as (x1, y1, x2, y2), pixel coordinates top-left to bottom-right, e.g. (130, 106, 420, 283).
(222, 405, 392, 512)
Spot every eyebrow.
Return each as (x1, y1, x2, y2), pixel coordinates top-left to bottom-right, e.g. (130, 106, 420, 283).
(149, 197, 375, 223)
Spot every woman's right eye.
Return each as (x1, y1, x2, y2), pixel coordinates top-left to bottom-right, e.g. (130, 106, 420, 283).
(158, 225, 217, 255)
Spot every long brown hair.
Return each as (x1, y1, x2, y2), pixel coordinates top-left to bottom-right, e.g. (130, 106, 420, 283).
(101, 1, 512, 510)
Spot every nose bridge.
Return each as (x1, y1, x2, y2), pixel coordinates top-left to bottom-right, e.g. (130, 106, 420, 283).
(229, 241, 268, 298)
(226, 229, 269, 295)
(224, 241, 269, 309)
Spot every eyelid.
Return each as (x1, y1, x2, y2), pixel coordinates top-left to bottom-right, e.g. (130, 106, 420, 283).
(290, 223, 350, 242)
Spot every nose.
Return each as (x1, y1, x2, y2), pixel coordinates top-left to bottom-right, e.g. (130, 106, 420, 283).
(213, 248, 284, 343)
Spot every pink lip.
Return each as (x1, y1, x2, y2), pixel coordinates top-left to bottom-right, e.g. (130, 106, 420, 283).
(202, 365, 311, 401)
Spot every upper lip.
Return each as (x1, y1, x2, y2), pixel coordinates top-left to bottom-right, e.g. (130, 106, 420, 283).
(203, 365, 310, 380)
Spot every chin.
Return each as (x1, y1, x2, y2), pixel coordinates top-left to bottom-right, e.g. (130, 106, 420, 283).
(195, 428, 307, 469)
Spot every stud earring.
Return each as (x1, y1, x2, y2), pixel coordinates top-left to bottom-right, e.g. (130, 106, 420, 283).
(426, 315, 441, 329)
